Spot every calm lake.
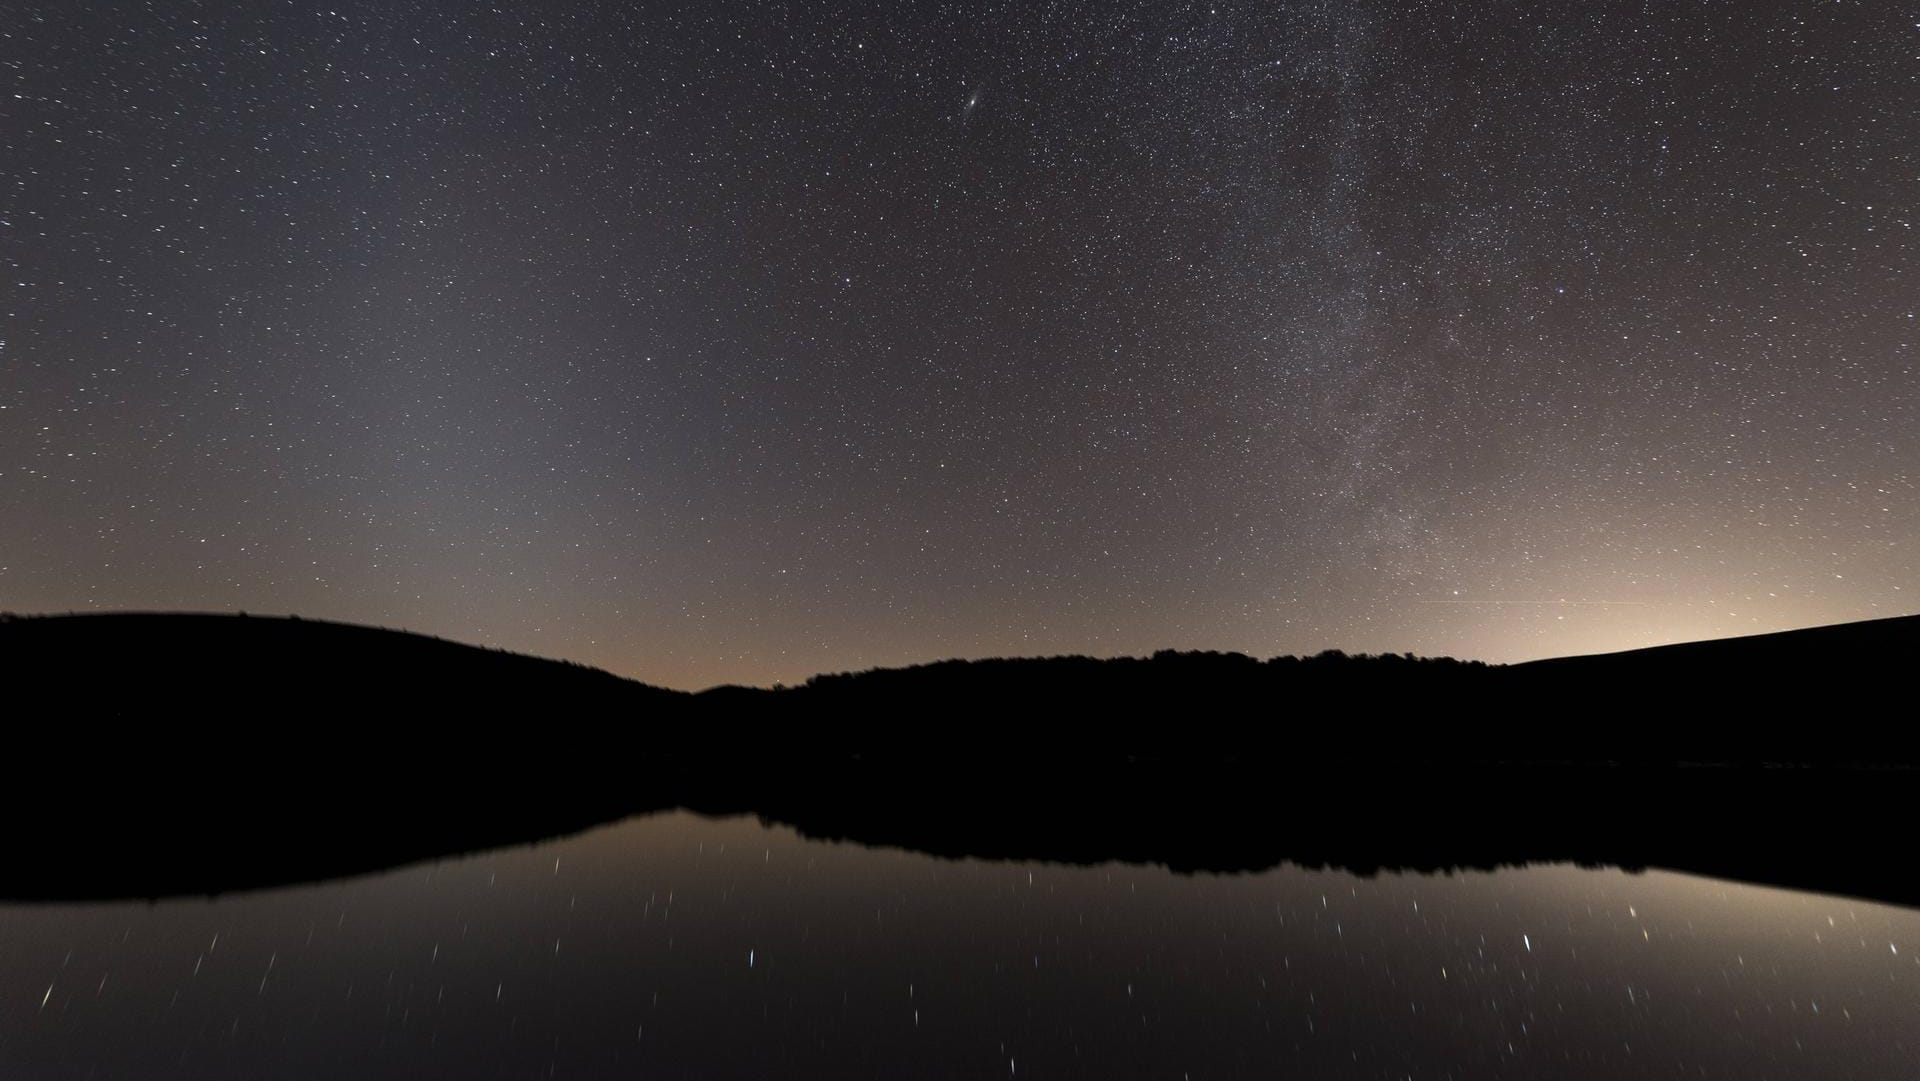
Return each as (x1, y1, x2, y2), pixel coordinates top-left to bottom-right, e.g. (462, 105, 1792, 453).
(4, 810, 1916, 1079)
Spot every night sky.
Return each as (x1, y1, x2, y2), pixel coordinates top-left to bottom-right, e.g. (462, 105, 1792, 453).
(4, 1, 1914, 689)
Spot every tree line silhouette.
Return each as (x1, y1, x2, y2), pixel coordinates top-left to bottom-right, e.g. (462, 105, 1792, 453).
(1, 610, 1914, 903)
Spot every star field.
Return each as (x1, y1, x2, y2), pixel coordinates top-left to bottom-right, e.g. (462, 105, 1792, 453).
(3, 1, 1914, 687)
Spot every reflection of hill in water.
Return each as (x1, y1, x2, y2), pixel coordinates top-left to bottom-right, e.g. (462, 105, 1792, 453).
(12, 810, 1917, 1081)
(2, 611, 1916, 904)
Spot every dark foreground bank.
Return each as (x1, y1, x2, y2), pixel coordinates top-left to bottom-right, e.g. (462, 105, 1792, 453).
(2, 611, 1915, 904)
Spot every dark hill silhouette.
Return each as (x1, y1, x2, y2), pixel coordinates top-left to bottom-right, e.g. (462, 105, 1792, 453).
(1, 610, 1915, 905)
(745, 616, 1918, 761)
(0, 610, 686, 718)
(1515, 612, 1917, 677)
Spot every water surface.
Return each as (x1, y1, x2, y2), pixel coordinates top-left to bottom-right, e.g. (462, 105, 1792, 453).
(3, 811, 1916, 1079)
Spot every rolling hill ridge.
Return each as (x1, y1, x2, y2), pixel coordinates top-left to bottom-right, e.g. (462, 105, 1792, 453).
(2, 610, 1914, 903)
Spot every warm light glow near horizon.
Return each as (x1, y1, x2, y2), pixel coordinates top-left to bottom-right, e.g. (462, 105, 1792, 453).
(4, 3, 1912, 690)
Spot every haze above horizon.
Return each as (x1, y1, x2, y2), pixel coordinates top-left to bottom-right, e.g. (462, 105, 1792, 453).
(4, 1, 1913, 688)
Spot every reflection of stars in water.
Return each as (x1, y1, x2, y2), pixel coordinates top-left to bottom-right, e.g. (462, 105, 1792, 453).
(8, 812, 1920, 1078)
